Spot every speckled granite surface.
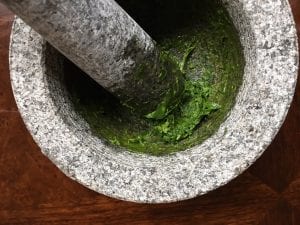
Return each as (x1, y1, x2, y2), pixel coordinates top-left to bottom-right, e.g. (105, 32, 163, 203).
(9, 0, 298, 203)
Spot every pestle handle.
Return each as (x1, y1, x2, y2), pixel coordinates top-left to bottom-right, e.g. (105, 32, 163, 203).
(1, 0, 182, 114)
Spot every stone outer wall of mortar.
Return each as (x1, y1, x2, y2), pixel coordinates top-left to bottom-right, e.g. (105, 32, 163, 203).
(9, 0, 299, 203)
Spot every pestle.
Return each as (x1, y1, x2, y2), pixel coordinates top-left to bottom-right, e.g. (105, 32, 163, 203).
(1, 0, 184, 117)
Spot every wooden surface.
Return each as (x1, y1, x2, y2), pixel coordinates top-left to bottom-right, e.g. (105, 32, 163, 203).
(0, 1, 300, 224)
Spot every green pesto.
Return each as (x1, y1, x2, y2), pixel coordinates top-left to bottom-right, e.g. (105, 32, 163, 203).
(64, 0, 245, 156)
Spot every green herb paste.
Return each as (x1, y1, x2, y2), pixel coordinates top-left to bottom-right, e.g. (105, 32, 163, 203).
(64, 0, 244, 155)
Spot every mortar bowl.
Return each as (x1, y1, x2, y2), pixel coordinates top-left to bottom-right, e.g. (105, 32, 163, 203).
(9, 0, 298, 203)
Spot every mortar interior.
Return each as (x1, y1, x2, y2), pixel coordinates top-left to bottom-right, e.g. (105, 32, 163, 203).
(56, 0, 244, 156)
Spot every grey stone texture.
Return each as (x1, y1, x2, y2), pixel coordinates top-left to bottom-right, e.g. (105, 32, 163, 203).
(9, 0, 299, 203)
(0, 0, 178, 112)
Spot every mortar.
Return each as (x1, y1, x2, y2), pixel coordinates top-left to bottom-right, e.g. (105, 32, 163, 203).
(9, 0, 298, 203)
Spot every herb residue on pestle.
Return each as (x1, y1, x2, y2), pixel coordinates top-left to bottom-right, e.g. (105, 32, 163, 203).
(64, 0, 244, 155)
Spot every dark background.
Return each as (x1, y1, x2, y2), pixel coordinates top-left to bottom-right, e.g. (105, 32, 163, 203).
(0, 1, 300, 224)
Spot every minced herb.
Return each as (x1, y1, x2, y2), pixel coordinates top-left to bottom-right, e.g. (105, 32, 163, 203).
(63, 0, 244, 155)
